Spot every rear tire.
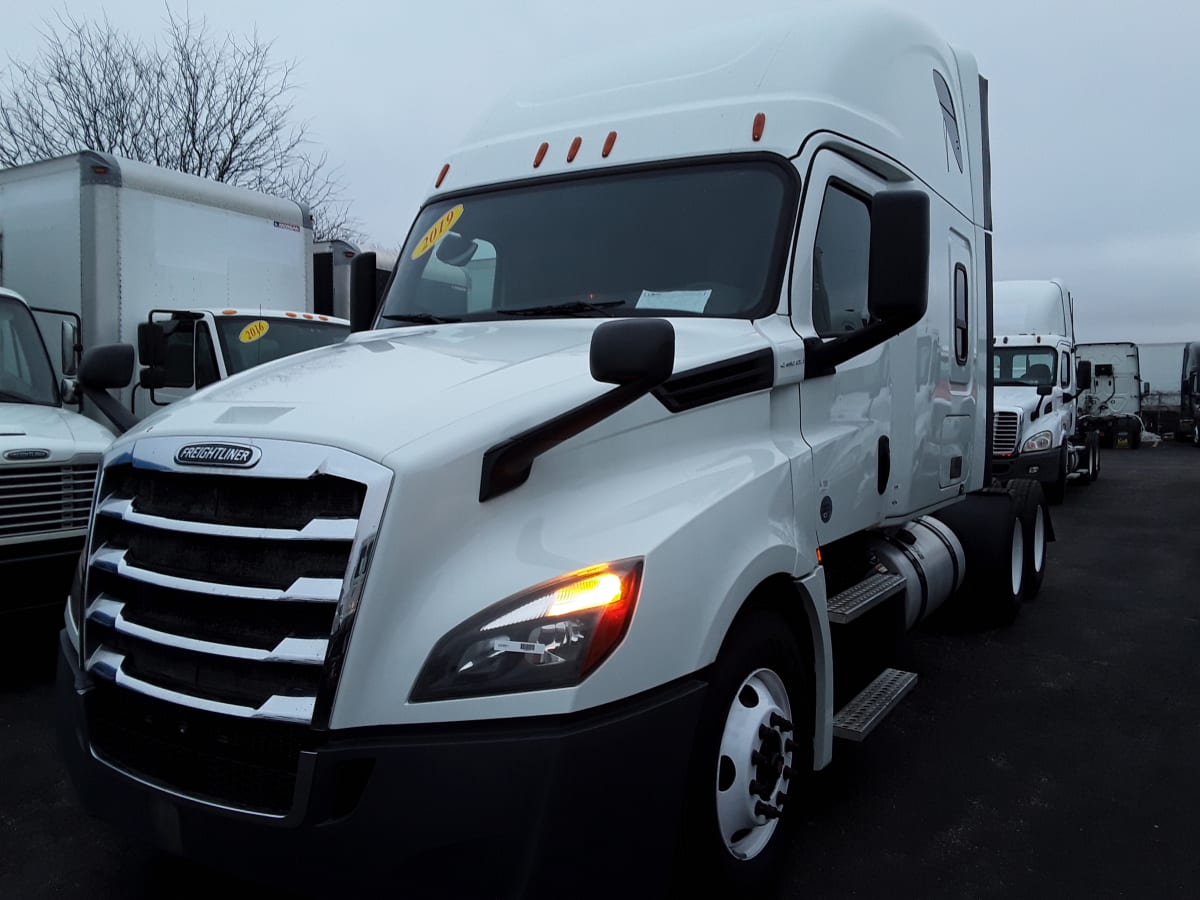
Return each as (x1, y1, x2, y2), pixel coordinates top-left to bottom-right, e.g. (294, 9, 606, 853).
(676, 610, 812, 896)
(1007, 479, 1049, 600)
(934, 491, 1027, 626)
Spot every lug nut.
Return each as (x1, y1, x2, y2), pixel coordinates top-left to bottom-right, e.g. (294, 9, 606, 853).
(759, 724, 774, 741)
(751, 750, 768, 766)
(782, 766, 794, 779)
(785, 738, 797, 753)
(770, 713, 793, 732)
(755, 801, 782, 820)
(748, 780, 770, 799)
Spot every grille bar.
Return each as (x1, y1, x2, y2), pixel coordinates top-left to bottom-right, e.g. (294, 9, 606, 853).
(95, 497, 358, 541)
(87, 647, 316, 723)
(88, 596, 329, 664)
(992, 411, 1020, 455)
(0, 462, 98, 537)
(90, 546, 343, 603)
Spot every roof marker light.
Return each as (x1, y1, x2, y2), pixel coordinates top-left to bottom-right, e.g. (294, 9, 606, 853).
(752, 112, 766, 142)
(222, 309, 237, 315)
(533, 142, 549, 168)
(602, 131, 618, 158)
(303, 313, 314, 319)
(319, 315, 328, 321)
(436, 163, 450, 188)
(92, 165, 109, 175)
(286, 311, 297, 317)
(567, 137, 582, 163)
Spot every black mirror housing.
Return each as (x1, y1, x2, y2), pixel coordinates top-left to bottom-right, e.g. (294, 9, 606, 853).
(867, 190, 930, 326)
(137, 321, 166, 367)
(1037, 383, 1053, 396)
(1077, 360, 1093, 391)
(350, 251, 379, 333)
(590, 318, 675, 387)
(139, 366, 167, 389)
(79, 343, 135, 391)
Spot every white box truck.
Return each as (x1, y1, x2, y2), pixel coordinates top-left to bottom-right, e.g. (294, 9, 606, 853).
(0, 151, 348, 426)
(1077, 341, 1146, 449)
(991, 279, 1098, 502)
(1, 287, 114, 613)
(57, 6, 1052, 896)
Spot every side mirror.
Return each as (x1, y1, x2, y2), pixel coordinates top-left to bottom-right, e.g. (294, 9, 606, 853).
(61, 320, 80, 376)
(590, 318, 676, 387)
(137, 321, 166, 367)
(60, 377, 79, 405)
(1142, 381, 1151, 397)
(1077, 360, 1092, 391)
(866, 190, 930, 327)
(350, 251, 379, 333)
(1036, 383, 1053, 397)
(77, 343, 138, 434)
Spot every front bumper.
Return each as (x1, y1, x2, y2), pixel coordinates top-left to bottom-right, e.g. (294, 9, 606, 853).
(0, 535, 82, 615)
(991, 446, 1061, 484)
(56, 631, 706, 898)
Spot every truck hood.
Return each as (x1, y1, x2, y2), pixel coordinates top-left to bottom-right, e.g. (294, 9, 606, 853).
(993, 385, 1050, 419)
(0, 403, 115, 462)
(121, 318, 775, 464)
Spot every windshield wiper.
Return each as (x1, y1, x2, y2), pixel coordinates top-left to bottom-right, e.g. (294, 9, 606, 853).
(497, 300, 625, 317)
(379, 313, 461, 325)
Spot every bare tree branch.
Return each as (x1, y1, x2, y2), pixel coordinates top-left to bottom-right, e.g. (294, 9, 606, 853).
(0, 6, 359, 242)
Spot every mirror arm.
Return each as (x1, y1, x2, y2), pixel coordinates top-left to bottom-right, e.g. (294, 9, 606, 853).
(80, 386, 139, 434)
(803, 315, 915, 379)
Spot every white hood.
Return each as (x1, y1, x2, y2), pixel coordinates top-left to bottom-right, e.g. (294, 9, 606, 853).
(0, 403, 115, 463)
(993, 385, 1045, 419)
(119, 318, 773, 464)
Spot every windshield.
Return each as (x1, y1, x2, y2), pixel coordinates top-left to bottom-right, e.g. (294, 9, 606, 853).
(993, 346, 1057, 387)
(379, 160, 796, 324)
(213, 316, 350, 375)
(0, 296, 59, 406)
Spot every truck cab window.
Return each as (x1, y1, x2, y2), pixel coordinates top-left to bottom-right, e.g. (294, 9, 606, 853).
(1060, 351, 1070, 388)
(812, 184, 871, 337)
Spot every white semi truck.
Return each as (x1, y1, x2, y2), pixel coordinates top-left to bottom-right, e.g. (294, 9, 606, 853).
(1077, 341, 1146, 449)
(58, 6, 1052, 896)
(991, 279, 1098, 502)
(1, 287, 114, 613)
(0, 151, 348, 425)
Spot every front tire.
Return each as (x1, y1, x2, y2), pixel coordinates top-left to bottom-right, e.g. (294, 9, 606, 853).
(676, 610, 812, 896)
(1044, 445, 1067, 505)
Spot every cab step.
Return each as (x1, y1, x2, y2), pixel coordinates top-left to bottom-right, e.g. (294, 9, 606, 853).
(827, 571, 906, 624)
(832, 668, 918, 741)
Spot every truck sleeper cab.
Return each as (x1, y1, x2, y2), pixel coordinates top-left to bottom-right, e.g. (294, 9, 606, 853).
(57, 6, 1048, 897)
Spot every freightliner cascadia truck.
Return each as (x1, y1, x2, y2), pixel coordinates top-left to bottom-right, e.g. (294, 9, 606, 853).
(57, 5, 1052, 896)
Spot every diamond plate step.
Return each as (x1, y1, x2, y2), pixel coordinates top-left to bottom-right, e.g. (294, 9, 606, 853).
(832, 668, 918, 742)
(827, 572, 906, 624)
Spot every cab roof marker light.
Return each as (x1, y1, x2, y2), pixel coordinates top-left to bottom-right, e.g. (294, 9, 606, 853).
(221, 309, 237, 315)
(436, 163, 450, 188)
(602, 131, 618, 158)
(533, 142, 549, 168)
(752, 112, 766, 142)
(567, 136, 582, 163)
(286, 311, 297, 317)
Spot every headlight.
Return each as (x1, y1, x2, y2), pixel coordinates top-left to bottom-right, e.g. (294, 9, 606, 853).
(1022, 430, 1054, 453)
(411, 558, 644, 702)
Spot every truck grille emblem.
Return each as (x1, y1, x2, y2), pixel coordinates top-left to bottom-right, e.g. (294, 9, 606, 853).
(174, 442, 260, 468)
(4, 448, 51, 461)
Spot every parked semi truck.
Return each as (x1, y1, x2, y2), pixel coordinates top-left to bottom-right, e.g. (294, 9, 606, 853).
(990, 279, 1097, 502)
(1077, 341, 1145, 449)
(0, 151, 347, 423)
(1177, 342, 1200, 446)
(1, 288, 114, 613)
(58, 6, 1052, 896)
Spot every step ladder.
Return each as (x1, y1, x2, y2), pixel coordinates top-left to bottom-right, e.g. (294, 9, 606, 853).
(832, 668, 918, 741)
(826, 571, 906, 624)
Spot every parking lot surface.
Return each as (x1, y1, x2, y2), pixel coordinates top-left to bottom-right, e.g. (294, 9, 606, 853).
(2, 443, 1198, 898)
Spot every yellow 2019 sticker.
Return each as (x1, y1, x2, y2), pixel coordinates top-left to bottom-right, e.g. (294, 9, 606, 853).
(239, 319, 270, 343)
(411, 204, 464, 259)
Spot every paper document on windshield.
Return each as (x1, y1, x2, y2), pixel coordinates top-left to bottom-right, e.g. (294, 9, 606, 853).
(636, 289, 711, 313)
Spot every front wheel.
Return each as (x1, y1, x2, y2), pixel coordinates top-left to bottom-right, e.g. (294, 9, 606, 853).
(676, 610, 812, 895)
(1044, 445, 1067, 505)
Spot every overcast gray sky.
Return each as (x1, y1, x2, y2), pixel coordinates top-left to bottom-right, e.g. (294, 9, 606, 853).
(4, 0, 1198, 343)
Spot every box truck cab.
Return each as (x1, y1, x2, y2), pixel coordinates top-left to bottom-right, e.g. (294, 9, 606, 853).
(991, 279, 1097, 502)
(58, 6, 1051, 896)
(0, 288, 113, 611)
(134, 306, 350, 414)
(1078, 341, 1145, 449)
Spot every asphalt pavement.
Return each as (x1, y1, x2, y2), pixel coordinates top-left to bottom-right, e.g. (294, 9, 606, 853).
(1, 442, 1197, 898)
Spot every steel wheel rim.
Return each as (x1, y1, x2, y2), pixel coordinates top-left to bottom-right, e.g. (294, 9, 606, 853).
(1010, 518, 1025, 597)
(715, 667, 794, 861)
(1032, 504, 1046, 573)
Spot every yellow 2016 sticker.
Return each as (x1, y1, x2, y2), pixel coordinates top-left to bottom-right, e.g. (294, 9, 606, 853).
(239, 319, 270, 343)
(411, 204, 464, 259)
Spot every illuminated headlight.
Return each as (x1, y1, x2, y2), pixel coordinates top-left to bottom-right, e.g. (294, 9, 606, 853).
(411, 559, 643, 702)
(1022, 431, 1054, 453)
(65, 548, 86, 652)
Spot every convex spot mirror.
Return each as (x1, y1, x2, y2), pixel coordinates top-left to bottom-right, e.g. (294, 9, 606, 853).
(1037, 383, 1053, 397)
(78, 344, 134, 391)
(590, 318, 675, 388)
(60, 320, 79, 376)
(435, 233, 479, 267)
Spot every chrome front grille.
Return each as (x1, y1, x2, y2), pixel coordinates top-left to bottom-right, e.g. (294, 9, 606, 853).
(80, 437, 390, 732)
(992, 411, 1020, 455)
(0, 461, 98, 539)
